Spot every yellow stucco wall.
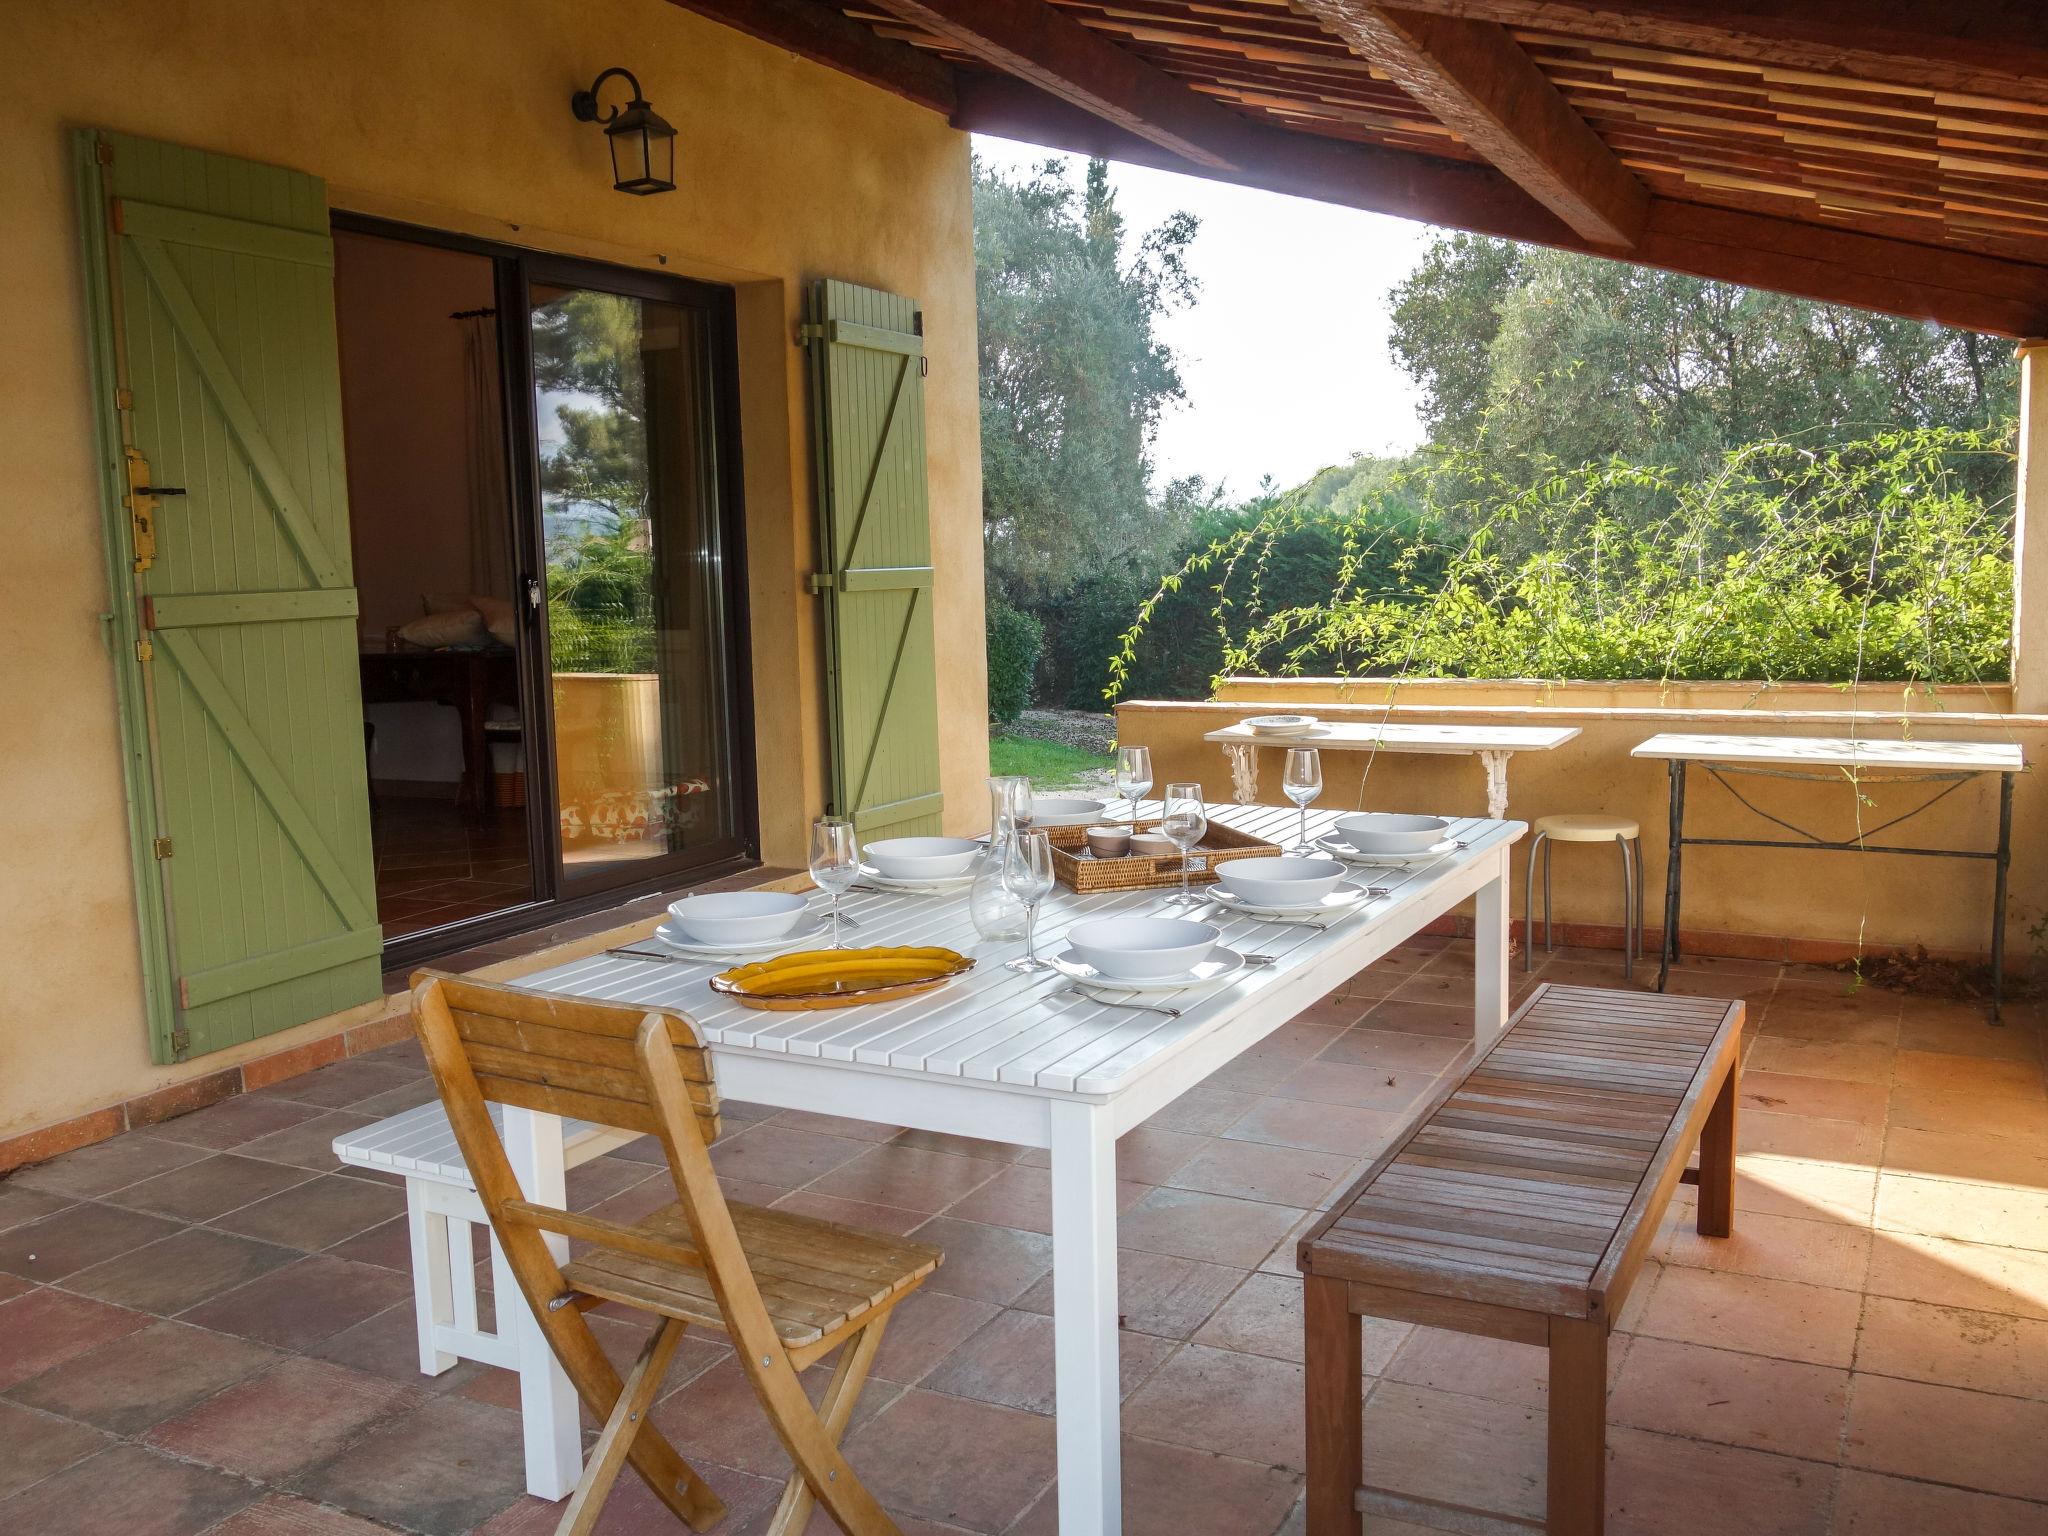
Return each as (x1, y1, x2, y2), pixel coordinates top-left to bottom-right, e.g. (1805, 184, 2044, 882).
(0, 0, 988, 1138)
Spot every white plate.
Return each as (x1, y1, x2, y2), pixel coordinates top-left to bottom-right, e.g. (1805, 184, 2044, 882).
(1242, 713, 1321, 738)
(1312, 832, 1461, 867)
(653, 912, 828, 957)
(857, 864, 974, 893)
(1023, 797, 1108, 829)
(1050, 945, 1248, 993)
(1206, 882, 1374, 919)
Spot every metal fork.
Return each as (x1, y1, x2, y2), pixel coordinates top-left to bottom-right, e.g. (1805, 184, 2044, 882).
(1057, 985, 1182, 1018)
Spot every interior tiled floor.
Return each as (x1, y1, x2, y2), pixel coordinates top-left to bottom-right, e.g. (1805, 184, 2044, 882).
(373, 798, 535, 939)
(3, 939, 2047, 1535)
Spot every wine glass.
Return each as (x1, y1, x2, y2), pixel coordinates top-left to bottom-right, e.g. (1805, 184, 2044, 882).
(1160, 781, 1208, 908)
(1002, 830, 1055, 973)
(1283, 747, 1323, 854)
(1114, 744, 1152, 826)
(809, 816, 859, 949)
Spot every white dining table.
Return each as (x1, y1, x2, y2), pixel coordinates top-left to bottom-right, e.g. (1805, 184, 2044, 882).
(507, 801, 1524, 1535)
(1204, 721, 1582, 817)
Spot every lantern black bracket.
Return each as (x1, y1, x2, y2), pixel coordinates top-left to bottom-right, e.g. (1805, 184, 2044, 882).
(570, 67, 678, 195)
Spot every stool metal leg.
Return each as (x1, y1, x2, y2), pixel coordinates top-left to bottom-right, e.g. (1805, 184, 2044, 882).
(1616, 834, 1636, 979)
(1633, 835, 1645, 975)
(1543, 837, 1554, 954)
(1522, 832, 1546, 972)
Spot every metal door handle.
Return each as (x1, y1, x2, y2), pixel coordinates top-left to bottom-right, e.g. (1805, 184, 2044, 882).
(136, 485, 186, 496)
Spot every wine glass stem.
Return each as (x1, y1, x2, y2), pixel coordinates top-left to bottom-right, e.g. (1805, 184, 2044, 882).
(1024, 903, 1038, 964)
(831, 894, 842, 950)
(1181, 854, 1191, 904)
(1299, 803, 1308, 850)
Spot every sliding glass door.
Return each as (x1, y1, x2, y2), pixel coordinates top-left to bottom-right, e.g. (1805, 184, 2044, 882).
(527, 264, 750, 893)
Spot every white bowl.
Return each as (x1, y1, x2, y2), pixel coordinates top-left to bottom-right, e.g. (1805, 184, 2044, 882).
(667, 890, 811, 945)
(1216, 856, 1349, 907)
(1065, 916, 1219, 980)
(1024, 796, 1107, 827)
(1334, 812, 1450, 856)
(864, 835, 979, 881)
(1242, 713, 1318, 737)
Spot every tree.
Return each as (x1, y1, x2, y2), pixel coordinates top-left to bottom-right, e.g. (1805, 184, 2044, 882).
(975, 157, 1202, 607)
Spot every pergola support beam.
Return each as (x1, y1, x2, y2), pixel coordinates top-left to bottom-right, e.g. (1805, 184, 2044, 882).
(2013, 343, 2048, 712)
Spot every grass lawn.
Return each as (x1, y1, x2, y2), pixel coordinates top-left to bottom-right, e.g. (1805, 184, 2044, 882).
(989, 734, 1113, 789)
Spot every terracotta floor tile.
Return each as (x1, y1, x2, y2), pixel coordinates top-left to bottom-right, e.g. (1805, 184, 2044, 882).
(807, 1144, 1007, 1214)
(563, 1154, 658, 1210)
(231, 1109, 378, 1171)
(324, 1212, 414, 1270)
(1359, 1381, 1544, 1524)
(1605, 1426, 1833, 1536)
(107, 1153, 318, 1223)
(1382, 1327, 1550, 1408)
(1631, 1266, 1863, 1368)
(1845, 1372, 2048, 1500)
(6, 1135, 213, 1200)
(1738, 1109, 1883, 1167)
(1318, 1027, 1472, 1073)
(1118, 1186, 1308, 1269)
(1357, 996, 1477, 1039)
(1165, 1137, 1357, 1208)
(346, 1078, 441, 1118)
(197, 1493, 400, 1536)
(1864, 1231, 2048, 1321)
(294, 1392, 530, 1534)
(0, 1399, 112, 1500)
(1245, 1019, 1349, 1061)
(1740, 1070, 1889, 1124)
(180, 1254, 412, 1350)
(1891, 1084, 2048, 1142)
(1882, 1125, 2048, 1190)
(0, 1199, 183, 1282)
(869, 1288, 1002, 1386)
(1192, 1272, 1409, 1371)
(1113, 1126, 1210, 1185)
(708, 1121, 874, 1190)
(1608, 1335, 1847, 1461)
(307, 1301, 488, 1395)
(259, 1058, 424, 1111)
(1893, 1049, 2046, 1101)
(1270, 1058, 1441, 1111)
(1007, 1435, 1302, 1536)
(0, 1442, 259, 1536)
(1831, 1467, 2048, 1535)
(1896, 1009, 2045, 1063)
(1743, 1036, 1895, 1085)
(907, 1217, 1053, 1305)
(768, 1190, 930, 1236)
(1876, 1172, 2048, 1250)
(6, 1317, 279, 1436)
(651, 1354, 814, 1481)
(0, 1184, 74, 1235)
(1014, 1246, 1242, 1339)
(208, 1172, 405, 1251)
(137, 1095, 328, 1151)
(839, 1386, 1058, 1532)
(1139, 1086, 1258, 1137)
(766, 1109, 901, 1142)
(1221, 1097, 1405, 1157)
(1124, 1342, 1306, 1470)
(889, 1127, 1034, 1163)
(944, 1165, 1149, 1236)
(1758, 998, 1900, 1047)
(1670, 1152, 1877, 1225)
(146, 1356, 422, 1480)
(919, 1309, 1174, 1413)
(0, 1287, 149, 1390)
(1653, 1206, 1871, 1291)
(1855, 1294, 2048, 1401)
(64, 1226, 301, 1315)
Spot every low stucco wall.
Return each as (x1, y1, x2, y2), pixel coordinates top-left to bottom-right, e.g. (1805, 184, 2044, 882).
(0, 0, 987, 1140)
(1118, 681, 2042, 966)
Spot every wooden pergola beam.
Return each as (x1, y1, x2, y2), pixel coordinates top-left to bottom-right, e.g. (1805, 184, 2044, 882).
(870, 0, 1248, 170)
(664, 0, 957, 115)
(1298, 2, 1648, 248)
(1379, 0, 2048, 107)
(953, 71, 2048, 337)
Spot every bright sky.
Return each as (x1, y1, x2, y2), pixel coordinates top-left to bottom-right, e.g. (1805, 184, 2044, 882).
(973, 134, 1435, 498)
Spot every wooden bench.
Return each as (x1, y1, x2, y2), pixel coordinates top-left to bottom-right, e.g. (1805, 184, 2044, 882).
(1298, 982, 1742, 1536)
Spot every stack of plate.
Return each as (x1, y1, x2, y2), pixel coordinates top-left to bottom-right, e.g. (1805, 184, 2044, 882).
(655, 891, 824, 957)
(1051, 916, 1247, 993)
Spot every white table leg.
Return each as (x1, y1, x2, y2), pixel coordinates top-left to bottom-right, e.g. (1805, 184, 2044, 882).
(405, 1183, 458, 1374)
(1224, 742, 1257, 805)
(1478, 750, 1511, 819)
(1473, 846, 1511, 1051)
(1049, 1098, 1122, 1536)
(501, 1107, 583, 1501)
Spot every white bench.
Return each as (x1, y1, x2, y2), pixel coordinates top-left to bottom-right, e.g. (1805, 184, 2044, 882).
(333, 1100, 635, 1497)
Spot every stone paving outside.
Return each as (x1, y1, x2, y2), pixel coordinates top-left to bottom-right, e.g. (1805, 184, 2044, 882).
(2, 937, 2046, 1535)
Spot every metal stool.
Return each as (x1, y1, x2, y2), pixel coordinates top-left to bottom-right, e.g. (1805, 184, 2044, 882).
(1524, 813, 1644, 977)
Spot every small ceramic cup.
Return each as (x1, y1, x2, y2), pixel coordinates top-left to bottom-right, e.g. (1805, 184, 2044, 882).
(1084, 825, 1130, 859)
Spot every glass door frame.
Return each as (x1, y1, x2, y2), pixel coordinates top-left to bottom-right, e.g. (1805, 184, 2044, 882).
(332, 214, 759, 973)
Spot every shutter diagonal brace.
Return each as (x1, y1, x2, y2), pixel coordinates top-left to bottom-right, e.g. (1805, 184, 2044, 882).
(850, 588, 923, 816)
(837, 350, 912, 573)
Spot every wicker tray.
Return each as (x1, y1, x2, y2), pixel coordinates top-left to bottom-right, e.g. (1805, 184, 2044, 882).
(1046, 819, 1279, 894)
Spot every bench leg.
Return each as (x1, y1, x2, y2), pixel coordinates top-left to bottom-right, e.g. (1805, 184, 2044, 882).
(1304, 1276, 1362, 1536)
(1696, 1056, 1739, 1239)
(1547, 1316, 1607, 1536)
(404, 1183, 458, 1375)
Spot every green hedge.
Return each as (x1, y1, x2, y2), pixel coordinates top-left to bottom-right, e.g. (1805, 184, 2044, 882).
(986, 598, 1044, 724)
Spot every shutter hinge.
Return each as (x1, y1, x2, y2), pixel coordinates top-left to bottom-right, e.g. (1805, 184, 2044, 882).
(807, 573, 834, 594)
(135, 636, 153, 662)
(153, 835, 174, 860)
(96, 138, 114, 165)
(797, 322, 825, 346)
(169, 1027, 190, 1058)
(115, 386, 133, 411)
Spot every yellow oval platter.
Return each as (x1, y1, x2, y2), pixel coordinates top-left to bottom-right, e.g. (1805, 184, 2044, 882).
(709, 947, 975, 1011)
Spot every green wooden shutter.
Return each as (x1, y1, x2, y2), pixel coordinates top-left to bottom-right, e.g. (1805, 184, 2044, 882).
(804, 279, 944, 837)
(78, 131, 381, 1063)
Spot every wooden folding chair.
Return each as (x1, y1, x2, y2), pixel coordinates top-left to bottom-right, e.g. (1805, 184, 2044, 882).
(411, 971, 942, 1536)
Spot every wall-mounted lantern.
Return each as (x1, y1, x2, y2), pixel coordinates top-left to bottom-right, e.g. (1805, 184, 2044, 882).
(570, 67, 677, 195)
